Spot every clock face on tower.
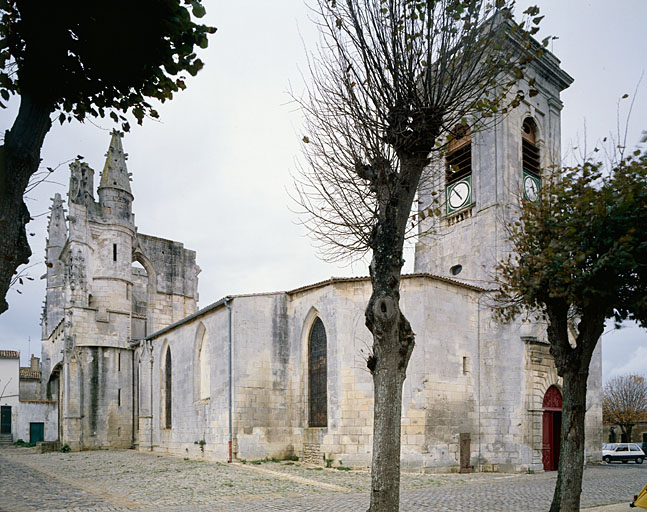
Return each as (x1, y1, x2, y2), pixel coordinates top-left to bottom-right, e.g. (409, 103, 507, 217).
(446, 176, 472, 215)
(523, 171, 541, 202)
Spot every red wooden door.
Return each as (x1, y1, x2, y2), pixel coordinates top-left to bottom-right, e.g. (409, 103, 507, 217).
(542, 411, 555, 470)
(542, 386, 563, 471)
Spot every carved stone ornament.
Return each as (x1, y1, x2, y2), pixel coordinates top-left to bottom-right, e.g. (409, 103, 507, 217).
(64, 334, 78, 361)
(68, 249, 86, 292)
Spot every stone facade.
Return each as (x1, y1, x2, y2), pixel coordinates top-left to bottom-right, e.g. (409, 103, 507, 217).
(136, 273, 601, 472)
(37, 38, 603, 471)
(40, 132, 199, 450)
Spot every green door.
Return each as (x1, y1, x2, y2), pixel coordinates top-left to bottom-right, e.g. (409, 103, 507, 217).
(1, 406, 11, 434)
(29, 422, 44, 444)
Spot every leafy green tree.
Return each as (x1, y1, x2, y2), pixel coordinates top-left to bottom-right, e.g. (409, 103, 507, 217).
(294, 1, 546, 509)
(495, 142, 647, 511)
(0, 0, 216, 314)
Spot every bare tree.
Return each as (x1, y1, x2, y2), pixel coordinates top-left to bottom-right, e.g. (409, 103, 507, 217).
(294, 1, 545, 510)
(604, 374, 647, 443)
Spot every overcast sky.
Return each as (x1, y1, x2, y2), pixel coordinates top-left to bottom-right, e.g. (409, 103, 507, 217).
(0, 1, 645, 383)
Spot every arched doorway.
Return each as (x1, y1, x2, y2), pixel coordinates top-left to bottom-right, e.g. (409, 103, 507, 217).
(542, 385, 562, 471)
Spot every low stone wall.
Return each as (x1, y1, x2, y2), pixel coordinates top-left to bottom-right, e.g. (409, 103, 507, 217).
(17, 401, 58, 443)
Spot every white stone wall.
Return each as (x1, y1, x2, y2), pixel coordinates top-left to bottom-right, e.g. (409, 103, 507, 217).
(140, 274, 603, 473)
(16, 401, 58, 443)
(0, 356, 20, 440)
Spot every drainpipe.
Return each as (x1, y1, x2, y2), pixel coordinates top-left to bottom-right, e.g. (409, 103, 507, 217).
(131, 349, 136, 447)
(224, 297, 233, 463)
(149, 341, 154, 452)
(477, 292, 483, 473)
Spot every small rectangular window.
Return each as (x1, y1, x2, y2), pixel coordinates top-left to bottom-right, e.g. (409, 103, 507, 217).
(113, 244, 117, 262)
(118, 389, 121, 407)
(462, 356, 469, 374)
(117, 352, 120, 372)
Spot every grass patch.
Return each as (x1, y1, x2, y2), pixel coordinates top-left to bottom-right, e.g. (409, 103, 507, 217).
(14, 439, 36, 448)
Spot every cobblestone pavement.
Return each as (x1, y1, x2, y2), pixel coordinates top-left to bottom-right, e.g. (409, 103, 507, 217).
(0, 446, 645, 511)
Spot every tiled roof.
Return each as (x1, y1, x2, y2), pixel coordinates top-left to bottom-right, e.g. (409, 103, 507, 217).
(19, 368, 41, 380)
(0, 350, 19, 359)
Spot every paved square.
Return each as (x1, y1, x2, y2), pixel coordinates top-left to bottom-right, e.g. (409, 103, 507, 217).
(0, 447, 644, 511)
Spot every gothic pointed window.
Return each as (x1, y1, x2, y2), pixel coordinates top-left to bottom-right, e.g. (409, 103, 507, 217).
(308, 318, 327, 427)
(164, 347, 172, 429)
(198, 329, 210, 400)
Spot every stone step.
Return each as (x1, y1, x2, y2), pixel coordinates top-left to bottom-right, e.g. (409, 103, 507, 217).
(0, 434, 13, 445)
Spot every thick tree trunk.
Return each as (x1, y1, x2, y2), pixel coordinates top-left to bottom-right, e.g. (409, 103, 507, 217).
(365, 155, 421, 512)
(549, 367, 589, 512)
(547, 306, 604, 512)
(368, 322, 409, 511)
(0, 93, 53, 314)
(366, 272, 415, 512)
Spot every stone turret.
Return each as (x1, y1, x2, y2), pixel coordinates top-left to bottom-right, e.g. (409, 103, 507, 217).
(98, 130, 133, 224)
(42, 193, 67, 338)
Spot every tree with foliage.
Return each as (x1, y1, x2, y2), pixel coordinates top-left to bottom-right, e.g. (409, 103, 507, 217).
(603, 374, 647, 443)
(494, 142, 647, 511)
(294, 1, 546, 509)
(0, 0, 216, 315)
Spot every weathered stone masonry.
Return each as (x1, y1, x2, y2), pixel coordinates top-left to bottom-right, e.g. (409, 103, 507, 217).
(40, 131, 199, 450)
(38, 38, 602, 471)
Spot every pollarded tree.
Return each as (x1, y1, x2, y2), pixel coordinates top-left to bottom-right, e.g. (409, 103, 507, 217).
(0, 0, 216, 315)
(294, 1, 547, 510)
(495, 144, 647, 511)
(603, 374, 647, 443)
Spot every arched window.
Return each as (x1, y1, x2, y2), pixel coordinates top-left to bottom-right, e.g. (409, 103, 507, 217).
(198, 329, 210, 400)
(445, 125, 472, 215)
(522, 118, 541, 202)
(446, 126, 472, 184)
(522, 118, 540, 176)
(308, 318, 327, 427)
(164, 347, 172, 429)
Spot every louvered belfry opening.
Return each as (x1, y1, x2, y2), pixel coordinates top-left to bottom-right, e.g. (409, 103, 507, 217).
(446, 126, 472, 184)
(522, 119, 540, 176)
(308, 318, 328, 427)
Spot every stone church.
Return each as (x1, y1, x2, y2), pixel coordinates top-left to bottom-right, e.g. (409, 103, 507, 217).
(38, 40, 602, 473)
